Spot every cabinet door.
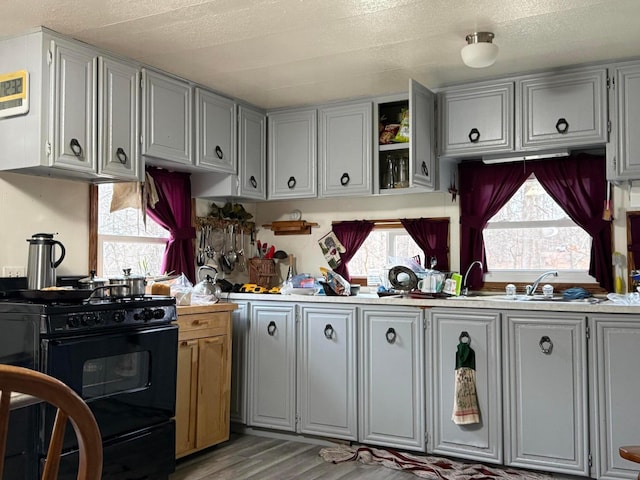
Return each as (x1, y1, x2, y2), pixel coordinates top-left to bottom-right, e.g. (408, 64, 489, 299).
(410, 79, 437, 190)
(98, 57, 141, 181)
(142, 69, 192, 165)
(175, 339, 198, 457)
(439, 83, 514, 157)
(247, 303, 296, 431)
(359, 307, 425, 451)
(196, 334, 231, 448)
(503, 312, 589, 476)
(591, 316, 640, 480)
(519, 68, 608, 149)
(230, 302, 248, 424)
(50, 40, 97, 174)
(268, 109, 317, 199)
(319, 102, 372, 197)
(608, 63, 640, 180)
(298, 305, 357, 440)
(195, 88, 236, 173)
(238, 105, 267, 200)
(429, 309, 502, 463)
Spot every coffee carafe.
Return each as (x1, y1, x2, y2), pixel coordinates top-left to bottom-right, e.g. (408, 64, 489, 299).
(27, 233, 66, 289)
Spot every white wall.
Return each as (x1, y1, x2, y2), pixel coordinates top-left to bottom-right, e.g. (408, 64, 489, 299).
(0, 172, 90, 277)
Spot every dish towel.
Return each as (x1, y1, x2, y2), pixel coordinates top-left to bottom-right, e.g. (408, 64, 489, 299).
(451, 340, 480, 425)
(109, 172, 160, 226)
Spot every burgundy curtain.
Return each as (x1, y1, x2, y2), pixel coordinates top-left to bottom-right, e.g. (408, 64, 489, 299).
(145, 166, 196, 283)
(459, 162, 529, 287)
(533, 153, 613, 291)
(459, 153, 612, 291)
(332, 220, 374, 281)
(400, 218, 450, 271)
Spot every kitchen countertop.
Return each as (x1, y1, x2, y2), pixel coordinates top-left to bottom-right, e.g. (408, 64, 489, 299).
(221, 291, 640, 314)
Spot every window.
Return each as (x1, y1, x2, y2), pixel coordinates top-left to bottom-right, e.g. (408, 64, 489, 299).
(349, 229, 421, 285)
(97, 184, 169, 277)
(483, 174, 593, 283)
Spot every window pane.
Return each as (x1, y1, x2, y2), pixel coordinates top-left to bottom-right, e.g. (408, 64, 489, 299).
(101, 240, 167, 277)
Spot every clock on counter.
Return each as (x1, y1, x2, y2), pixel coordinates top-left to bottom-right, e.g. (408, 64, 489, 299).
(0, 70, 29, 118)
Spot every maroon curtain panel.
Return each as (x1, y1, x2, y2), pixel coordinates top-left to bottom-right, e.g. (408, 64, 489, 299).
(332, 220, 374, 281)
(145, 166, 196, 283)
(400, 218, 450, 271)
(629, 215, 640, 270)
(459, 153, 612, 291)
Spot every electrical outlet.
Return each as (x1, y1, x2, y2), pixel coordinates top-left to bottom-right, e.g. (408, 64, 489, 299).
(2, 266, 25, 278)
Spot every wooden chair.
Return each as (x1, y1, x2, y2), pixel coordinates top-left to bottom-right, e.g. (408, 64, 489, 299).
(0, 364, 102, 480)
(620, 446, 640, 480)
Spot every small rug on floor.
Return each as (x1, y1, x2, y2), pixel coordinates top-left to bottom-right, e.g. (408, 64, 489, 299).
(319, 445, 554, 480)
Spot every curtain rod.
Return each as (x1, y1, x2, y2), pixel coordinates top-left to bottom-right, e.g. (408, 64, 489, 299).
(332, 217, 449, 225)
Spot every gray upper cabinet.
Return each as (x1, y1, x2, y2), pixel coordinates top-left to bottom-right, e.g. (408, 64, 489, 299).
(319, 102, 372, 198)
(411, 79, 437, 190)
(429, 308, 502, 464)
(237, 105, 267, 200)
(590, 315, 640, 480)
(502, 312, 589, 476)
(98, 56, 141, 181)
(518, 67, 608, 149)
(607, 61, 640, 180)
(194, 87, 236, 173)
(268, 108, 317, 200)
(142, 68, 192, 165)
(50, 40, 97, 175)
(439, 82, 514, 158)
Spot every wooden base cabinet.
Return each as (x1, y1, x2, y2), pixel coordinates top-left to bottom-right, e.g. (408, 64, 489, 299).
(429, 308, 502, 463)
(502, 312, 589, 476)
(175, 305, 235, 458)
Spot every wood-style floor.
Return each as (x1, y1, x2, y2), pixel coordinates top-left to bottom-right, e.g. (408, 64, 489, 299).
(171, 433, 415, 480)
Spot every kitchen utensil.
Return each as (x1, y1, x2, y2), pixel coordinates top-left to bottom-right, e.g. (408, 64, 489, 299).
(236, 229, 246, 272)
(78, 270, 108, 298)
(27, 233, 66, 290)
(197, 228, 205, 266)
(417, 271, 445, 293)
(225, 225, 237, 267)
(109, 268, 146, 296)
(193, 266, 221, 300)
(264, 245, 275, 259)
(0, 288, 94, 302)
(613, 251, 625, 293)
(273, 250, 288, 260)
(257, 240, 262, 258)
(603, 181, 613, 221)
(430, 256, 437, 270)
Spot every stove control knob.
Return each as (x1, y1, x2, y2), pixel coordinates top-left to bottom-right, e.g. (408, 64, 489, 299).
(67, 315, 80, 328)
(143, 309, 154, 322)
(81, 314, 96, 326)
(94, 314, 104, 325)
(113, 312, 125, 323)
(152, 309, 165, 320)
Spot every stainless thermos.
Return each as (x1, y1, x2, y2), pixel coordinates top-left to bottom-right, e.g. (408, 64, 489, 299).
(26, 233, 66, 289)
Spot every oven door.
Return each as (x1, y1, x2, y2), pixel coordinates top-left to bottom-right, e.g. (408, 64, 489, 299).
(41, 324, 177, 449)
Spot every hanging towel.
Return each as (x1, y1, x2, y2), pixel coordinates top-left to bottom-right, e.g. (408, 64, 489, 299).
(451, 340, 480, 425)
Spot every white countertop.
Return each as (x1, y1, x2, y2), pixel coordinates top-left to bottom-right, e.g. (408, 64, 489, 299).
(222, 291, 640, 315)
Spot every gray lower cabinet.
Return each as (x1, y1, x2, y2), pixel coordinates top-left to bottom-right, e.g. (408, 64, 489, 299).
(607, 61, 640, 180)
(518, 67, 608, 149)
(319, 102, 372, 198)
(590, 315, 640, 480)
(247, 302, 296, 431)
(268, 108, 317, 200)
(429, 308, 502, 463)
(298, 305, 357, 440)
(359, 306, 425, 451)
(230, 301, 249, 424)
(142, 68, 192, 165)
(194, 87, 236, 173)
(502, 312, 589, 476)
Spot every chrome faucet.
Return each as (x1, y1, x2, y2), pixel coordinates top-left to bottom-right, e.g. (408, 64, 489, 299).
(462, 260, 484, 296)
(526, 270, 558, 296)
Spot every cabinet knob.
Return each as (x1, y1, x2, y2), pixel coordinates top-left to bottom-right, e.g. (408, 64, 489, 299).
(324, 324, 335, 340)
(215, 145, 224, 159)
(267, 320, 277, 336)
(468, 128, 481, 143)
(539, 335, 553, 354)
(459, 331, 471, 344)
(421, 161, 429, 177)
(287, 176, 297, 189)
(250, 175, 258, 189)
(69, 138, 83, 158)
(116, 147, 128, 165)
(555, 118, 569, 134)
(385, 327, 397, 344)
(340, 173, 350, 186)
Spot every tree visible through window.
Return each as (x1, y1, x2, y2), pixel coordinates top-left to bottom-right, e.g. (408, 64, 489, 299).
(483, 174, 591, 272)
(97, 184, 169, 277)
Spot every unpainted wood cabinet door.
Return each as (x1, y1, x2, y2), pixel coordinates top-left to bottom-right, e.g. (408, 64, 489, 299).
(429, 308, 502, 463)
(175, 339, 198, 457)
(298, 305, 357, 440)
(502, 312, 589, 476)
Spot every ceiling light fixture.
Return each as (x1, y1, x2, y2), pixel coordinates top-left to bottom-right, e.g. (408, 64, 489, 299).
(461, 32, 499, 68)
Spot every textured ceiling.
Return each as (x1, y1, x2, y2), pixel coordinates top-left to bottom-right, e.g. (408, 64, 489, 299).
(1, 0, 639, 109)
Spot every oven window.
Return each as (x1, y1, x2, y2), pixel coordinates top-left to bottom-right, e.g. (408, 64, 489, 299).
(82, 351, 150, 399)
